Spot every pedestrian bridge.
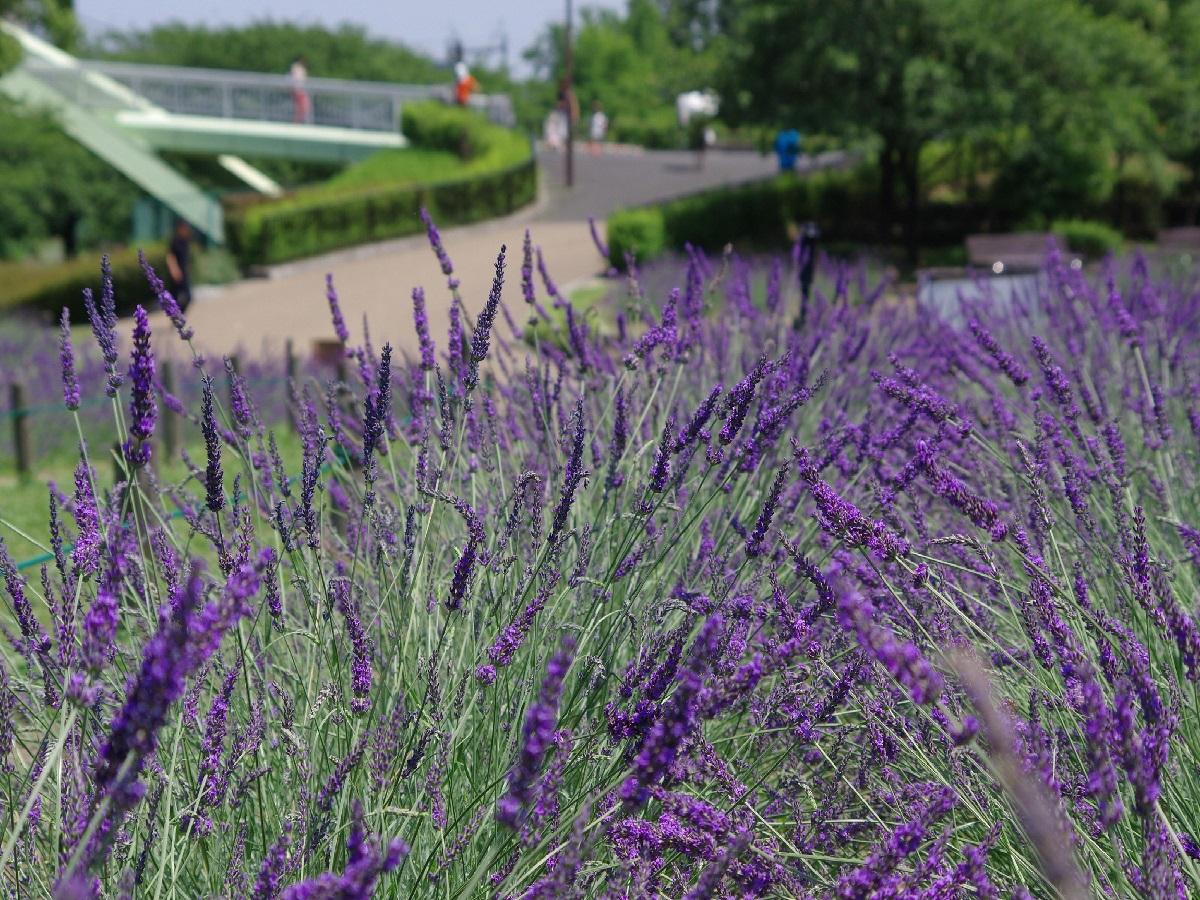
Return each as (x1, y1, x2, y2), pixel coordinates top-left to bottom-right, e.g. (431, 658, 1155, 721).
(0, 20, 514, 244)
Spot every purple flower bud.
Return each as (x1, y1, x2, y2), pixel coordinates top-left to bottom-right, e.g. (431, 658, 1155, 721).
(202, 378, 224, 513)
(497, 635, 574, 828)
(60, 308, 80, 411)
(141, 251, 192, 340)
(588, 216, 609, 260)
(421, 207, 458, 286)
(521, 229, 536, 304)
(326, 273, 349, 345)
(123, 306, 157, 467)
(412, 286, 436, 370)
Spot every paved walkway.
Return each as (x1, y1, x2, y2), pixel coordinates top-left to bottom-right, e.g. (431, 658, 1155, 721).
(158, 147, 834, 364)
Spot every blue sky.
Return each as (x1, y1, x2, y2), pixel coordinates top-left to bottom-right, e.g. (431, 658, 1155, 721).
(76, 0, 623, 73)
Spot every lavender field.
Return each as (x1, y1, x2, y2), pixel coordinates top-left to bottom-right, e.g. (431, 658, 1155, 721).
(1, 218, 1198, 899)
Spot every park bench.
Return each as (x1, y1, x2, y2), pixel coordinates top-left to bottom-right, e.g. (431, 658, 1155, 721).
(965, 233, 1051, 272)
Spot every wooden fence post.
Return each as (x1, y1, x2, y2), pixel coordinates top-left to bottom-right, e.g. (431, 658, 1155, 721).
(9, 382, 31, 477)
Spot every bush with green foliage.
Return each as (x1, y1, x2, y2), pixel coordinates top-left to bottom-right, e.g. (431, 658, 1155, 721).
(1051, 218, 1124, 259)
(606, 208, 666, 268)
(0, 100, 140, 260)
(0, 245, 167, 319)
(89, 21, 446, 84)
(225, 103, 534, 266)
(607, 166, 881, 267)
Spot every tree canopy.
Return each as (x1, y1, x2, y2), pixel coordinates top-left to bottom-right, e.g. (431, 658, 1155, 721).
(88, 21, 449, 85)
(716, 0, 1187, 252)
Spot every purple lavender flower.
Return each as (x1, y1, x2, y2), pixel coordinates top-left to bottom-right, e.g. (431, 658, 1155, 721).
(447, 299, 464, 390)
(202, 378, 224, 513)
(606, 387, 628, 491)
(746, 463, 788, 557)
(837, 590, 943, 704)
(968, 319, 1029, 386)
(588, 216, 610, 260)
(333, 577, 372, 714)
(411, 286, 436, 370)
(198, 665, 240, 807)
(619, 615, 723, 807)
(465, 245, 505, 392)
(83, 281, 121, 397)
(326, 274, 350, 345)
(1031, 335, 1080, 421)
(0, 539, 51, 659)
(72, 459, 100, 578)
(60, 308, 80, 411)
(521, 229, 536, 304)
(675, 384, 722, 452)
(279, 800, 407, 899)
(252, 823, 292, 900)
(87, 566, 213, 870)
(420, 207, 458, 288)
(447, 496, 484, 611)
(720, 356, 769, 444)
(647, 416, 675, 492)
(497, 635, 574, 828)
(141, 251, 192, 340)
(80, 546, 122, 672)
(123, 306, 157, 468)
(547, 399, 587, 547)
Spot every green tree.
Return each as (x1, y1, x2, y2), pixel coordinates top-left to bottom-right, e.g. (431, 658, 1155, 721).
(89, 21, 448, 84)
(523, 0, 723, 142)
(0, 100, 138, 258)
(717, 0, 1175, 256)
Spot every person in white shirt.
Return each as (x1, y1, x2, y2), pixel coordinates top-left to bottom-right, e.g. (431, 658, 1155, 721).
(588, 102, 608, 155)
(290, 56, 311, 123)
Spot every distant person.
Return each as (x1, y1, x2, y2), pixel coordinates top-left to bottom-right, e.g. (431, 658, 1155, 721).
(166, 220, 193, 312)
(588, 101, 608, 154)
(544, 104, 567, 150)
(454, 62, 478, 106)
(290, 55, 311, 123)
(774, 128, 800, 172)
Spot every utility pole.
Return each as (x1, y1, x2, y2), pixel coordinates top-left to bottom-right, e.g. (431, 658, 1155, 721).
(564, 0, 575, 187)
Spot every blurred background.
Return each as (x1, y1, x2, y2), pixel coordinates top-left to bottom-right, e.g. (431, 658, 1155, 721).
(6, 0, 1200, 289)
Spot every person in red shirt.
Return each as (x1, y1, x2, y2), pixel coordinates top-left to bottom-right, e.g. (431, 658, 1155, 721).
(454, 62, 478, 106)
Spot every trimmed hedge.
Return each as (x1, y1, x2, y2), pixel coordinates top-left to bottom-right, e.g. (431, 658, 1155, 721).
(226, 159, 536, 266)
(606, 165, 880, 268)
(225, 103, 536, 267)
(0, 245, 168, 321)
(604, 163, 1060, 268)
(1051, 218, 1123, 258)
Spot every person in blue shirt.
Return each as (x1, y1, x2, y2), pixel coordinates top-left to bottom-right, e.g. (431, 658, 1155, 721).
(774, 129, 800, 172)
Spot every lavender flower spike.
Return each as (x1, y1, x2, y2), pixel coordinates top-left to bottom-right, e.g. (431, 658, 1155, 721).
(123, 306, 157, 468)
(420, 206, 459, 289)
(497, 635, 575, 828)
(326, 273, 350, 345)
(521, 229, 536, 304)
(412, 286, 436, 370)
(202, 378, 224, 513)
(588, 216, 610, 260)
(60, 308, 80, 411)
(471, 245, 506, 364)
(141, 250, 192, 340)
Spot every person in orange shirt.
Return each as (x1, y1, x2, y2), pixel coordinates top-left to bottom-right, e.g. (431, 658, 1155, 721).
(454, 62, 478, 106)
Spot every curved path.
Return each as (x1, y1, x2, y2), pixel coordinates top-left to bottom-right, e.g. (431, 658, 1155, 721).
(158, 147, 838, 363)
